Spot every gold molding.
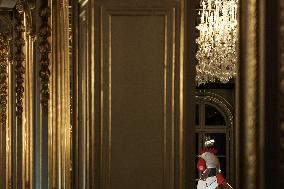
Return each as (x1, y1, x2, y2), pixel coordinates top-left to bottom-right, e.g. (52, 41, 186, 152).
(49, 0, 71, 188)
(0, 31, 10, 189)
(0, 33, 9, 129)
(179, 1, 185, 188)
(0, 14, 13, 189)
(15, 0, 25, 125)
(14, 2, 26, 187)
(23, 20, 35, 189)
(7, 62, 12, 189)
(39, 3, 51, 108)
(14, 1, 34, 188)
(100, 7, 176, 189)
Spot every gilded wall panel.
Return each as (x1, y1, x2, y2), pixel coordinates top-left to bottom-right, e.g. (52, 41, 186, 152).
(100, 8, 176, 189)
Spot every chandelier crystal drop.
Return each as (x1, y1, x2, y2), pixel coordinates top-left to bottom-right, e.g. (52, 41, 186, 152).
(196, 0, 238, 86)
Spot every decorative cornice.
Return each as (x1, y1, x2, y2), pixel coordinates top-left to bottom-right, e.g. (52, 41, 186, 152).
(14, 0, 25, 124)
(39, 2, 51, 108)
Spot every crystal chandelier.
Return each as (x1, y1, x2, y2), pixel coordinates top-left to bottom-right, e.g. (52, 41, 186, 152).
(196, 0, 238, 85)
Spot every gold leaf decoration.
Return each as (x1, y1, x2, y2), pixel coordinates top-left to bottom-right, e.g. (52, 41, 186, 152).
(15, 0, 25, 124)
(39, 2, 51, 108)
(0, 33, 10, 128)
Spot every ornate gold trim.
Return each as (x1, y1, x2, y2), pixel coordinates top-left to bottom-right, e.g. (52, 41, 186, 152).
(14, 1, 35, 188)
(15, 0, 25, 125)
(0, 31, 10, 189)
(0, 33, 10, 129)
(0, 13, 14, 189)
(39, 2, 51, 108)
(14, 2, 25, 187)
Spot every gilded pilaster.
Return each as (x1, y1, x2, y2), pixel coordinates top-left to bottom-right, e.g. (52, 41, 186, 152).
(0, 31, 11, 189)
(13, 1, 35, 188)
(23, 7, 35, 189)
(0, 15, 14, 189)
(238, 0, 259, 188)
(49, 0, 71, 188)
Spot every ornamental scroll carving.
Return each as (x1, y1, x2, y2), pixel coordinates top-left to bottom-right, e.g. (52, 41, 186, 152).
(15, 0, 25, 124)
(39, 1, 51, 108)
(0, 33, 10, 128)
(279, 0, 284, 185)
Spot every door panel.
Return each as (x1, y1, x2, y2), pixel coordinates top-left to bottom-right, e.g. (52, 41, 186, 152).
(73, 0, 195, 188)
(101, 8, 175, 189)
